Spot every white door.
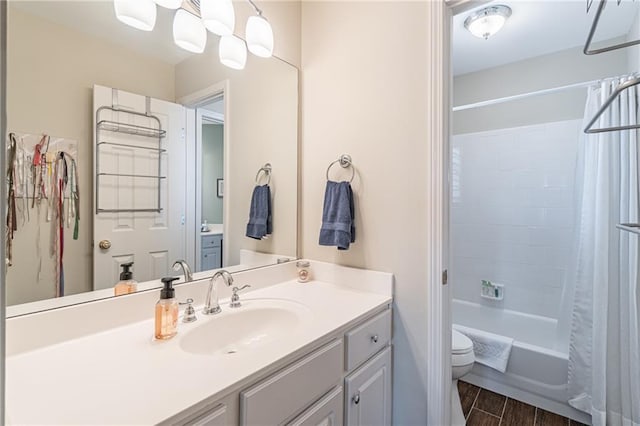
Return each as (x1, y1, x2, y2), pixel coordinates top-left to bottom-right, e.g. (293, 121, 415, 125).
(93, 85, 187, 290)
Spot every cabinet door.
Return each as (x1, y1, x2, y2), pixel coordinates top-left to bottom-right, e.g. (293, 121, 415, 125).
(287, 386, 343, 426)
(202, 247, 221, 270)
(344, 347, 392, 426)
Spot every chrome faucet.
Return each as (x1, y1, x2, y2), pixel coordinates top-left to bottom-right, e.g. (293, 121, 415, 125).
(203, 270, 233, 315)
(172, 260, 193, 283)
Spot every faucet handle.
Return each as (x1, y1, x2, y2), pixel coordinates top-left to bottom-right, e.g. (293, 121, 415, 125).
(229, 285, 251, 308)
(179, 298, 197, 323)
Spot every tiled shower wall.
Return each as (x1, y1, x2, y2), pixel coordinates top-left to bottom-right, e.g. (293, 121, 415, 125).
(451, 120, 581, 319)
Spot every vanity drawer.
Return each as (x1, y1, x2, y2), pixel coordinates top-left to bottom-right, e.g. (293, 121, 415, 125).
(202, 234, 222, 248)
(345, 309, 391, 371)
(240, 339, 344, 426)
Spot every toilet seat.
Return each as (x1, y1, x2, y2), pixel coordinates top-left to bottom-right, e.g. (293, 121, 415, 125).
(452, 329, 473, 355)
(452, 330, 474, 368)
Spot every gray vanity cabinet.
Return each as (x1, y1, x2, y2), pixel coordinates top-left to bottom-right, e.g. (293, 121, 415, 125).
(287, 385, 344, 426)
(166, 306, 392, 426)
(344, 347, 392, 426)
(343, 309, 393, 426)
(201, 234, 222, 270)
(183, 404, 227, 426)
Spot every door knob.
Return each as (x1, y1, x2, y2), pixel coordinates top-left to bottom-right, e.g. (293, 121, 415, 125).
(99, 240, 111, 250)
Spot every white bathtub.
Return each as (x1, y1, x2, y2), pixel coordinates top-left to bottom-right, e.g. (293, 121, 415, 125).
(453, 299, 591, 424)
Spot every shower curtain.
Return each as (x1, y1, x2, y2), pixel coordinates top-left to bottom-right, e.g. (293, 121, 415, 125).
(568, 79, 640, 426)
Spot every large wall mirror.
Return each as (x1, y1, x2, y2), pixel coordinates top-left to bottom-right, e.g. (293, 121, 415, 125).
(5, 0, 298, 316)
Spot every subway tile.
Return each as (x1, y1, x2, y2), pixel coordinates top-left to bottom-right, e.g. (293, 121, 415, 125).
(543, 208, 574, 228)
(535, 408, 570, 426)
(474, 389, 507, 417)
(466, 409, 501, 426)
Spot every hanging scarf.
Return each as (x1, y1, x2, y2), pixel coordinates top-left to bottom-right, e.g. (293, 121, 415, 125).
(6, 133, 18, 266)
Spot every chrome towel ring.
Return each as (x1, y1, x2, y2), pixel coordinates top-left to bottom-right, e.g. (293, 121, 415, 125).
(326, 154, 354, 182)
(255, 163, 272, 185)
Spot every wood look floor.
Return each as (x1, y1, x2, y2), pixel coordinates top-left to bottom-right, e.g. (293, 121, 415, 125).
(457, 381, 589, 426)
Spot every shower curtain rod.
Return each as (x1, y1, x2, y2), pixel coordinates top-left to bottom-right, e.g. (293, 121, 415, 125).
(452, 73, 637, 112)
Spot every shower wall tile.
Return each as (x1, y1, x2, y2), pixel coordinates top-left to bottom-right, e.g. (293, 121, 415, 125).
(451, 119, 581, 320)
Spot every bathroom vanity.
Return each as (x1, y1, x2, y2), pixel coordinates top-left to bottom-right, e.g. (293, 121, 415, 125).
(201, 232, 223, 271)
(5, 261, 393, 425)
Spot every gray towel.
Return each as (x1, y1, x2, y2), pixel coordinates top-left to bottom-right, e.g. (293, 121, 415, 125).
(246, 185, 272, 239)
(319, 181, 355, 250)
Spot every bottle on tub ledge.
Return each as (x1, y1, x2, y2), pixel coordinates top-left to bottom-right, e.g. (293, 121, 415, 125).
(155, 277, 180, 340)
(114, 262, 138, 296)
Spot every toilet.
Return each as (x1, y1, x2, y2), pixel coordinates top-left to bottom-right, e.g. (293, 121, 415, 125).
(452, 329, 475, 379)
(451, 329, 475, 425)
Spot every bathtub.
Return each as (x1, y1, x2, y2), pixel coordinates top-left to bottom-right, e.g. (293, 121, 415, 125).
(453, 299, 591, 425)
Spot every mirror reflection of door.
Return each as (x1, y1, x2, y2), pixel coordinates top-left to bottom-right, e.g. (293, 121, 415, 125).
(197, 98, 224, 272)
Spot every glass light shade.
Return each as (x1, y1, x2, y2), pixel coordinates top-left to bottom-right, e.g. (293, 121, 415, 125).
(464, 5, 511, 40)
(153, 0, 182, 9)
(114, 0, 157, 31)
(219, 35, 247, 70)
(173, 9, 207, 53)
(246, 15, 274, 58)
(201, 0, 235, 36)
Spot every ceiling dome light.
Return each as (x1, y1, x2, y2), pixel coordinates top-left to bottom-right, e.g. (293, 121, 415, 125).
(464, 5, 512, 40)
(173, 9, 207, 53)
(114, 0, 157, 31)
(153, 0, 182, 9)
(219, 35, 247, 70)
(246, 15, 274, 58)
(201, 0, 235, 36)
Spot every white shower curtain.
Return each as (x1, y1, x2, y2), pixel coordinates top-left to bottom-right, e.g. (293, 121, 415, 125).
(568, 79, 640, 426)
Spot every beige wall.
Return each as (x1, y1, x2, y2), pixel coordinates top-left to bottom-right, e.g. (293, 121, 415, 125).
(202, 124, 224, 224)
(301, 2, 430, 424)
(176, 46, 299, 266)
(453, 38, 629, 135)
(6, 6, 175, 305)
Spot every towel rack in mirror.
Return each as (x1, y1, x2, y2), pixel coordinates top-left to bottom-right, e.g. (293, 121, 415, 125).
(255, 163, 272, 185)
(584, 0, 640, 55)
(95, 106, 166, 213)
(584, 76, 640, 133)
(326, 154, 355, 182)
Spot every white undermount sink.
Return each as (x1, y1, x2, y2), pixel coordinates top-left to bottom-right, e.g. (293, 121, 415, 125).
(179, 299, 312, 356)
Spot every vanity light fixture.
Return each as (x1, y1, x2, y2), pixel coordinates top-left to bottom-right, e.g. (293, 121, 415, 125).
(219, 35, 248, 70)
(115, 0, 274, 69)
(153, 0, 182, 9)
(173, 9, 207, 53)
(464, 5, 512, 40)
(201, 0, 236, 36)
(114, 0, 157, 32)
(245, 0, 274, 58)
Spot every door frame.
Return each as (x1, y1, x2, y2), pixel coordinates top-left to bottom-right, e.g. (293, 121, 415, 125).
(426, 1, 486, 424)
(178, 81, 231, 270)
(0, 0, 7, 421)
(195, 108, 224, 271)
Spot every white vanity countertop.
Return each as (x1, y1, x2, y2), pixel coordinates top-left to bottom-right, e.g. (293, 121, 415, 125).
(6, 262, 392, 425)
(201, 223, 224, 235)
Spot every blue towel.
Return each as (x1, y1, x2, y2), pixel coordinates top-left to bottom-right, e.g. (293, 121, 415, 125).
(319, 181, 355, 250)
(246, 185, 272, 239)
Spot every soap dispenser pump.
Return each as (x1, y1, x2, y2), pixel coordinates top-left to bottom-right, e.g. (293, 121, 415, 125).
(115, 262, 138, 296)
(155, 277, 180, 340)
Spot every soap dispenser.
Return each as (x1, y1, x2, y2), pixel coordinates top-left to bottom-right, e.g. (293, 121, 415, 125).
(114, 262, 137, 296)
(155, 277, 179, 340)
